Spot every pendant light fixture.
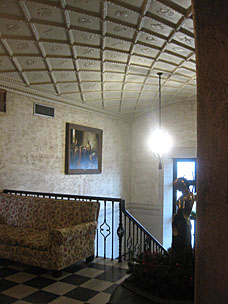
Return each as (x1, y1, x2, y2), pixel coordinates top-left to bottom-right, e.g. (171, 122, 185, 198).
(148, 72, 172, 169)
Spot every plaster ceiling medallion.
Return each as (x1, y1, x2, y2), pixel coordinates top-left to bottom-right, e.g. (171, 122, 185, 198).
(78, 17, 92, 25)
(157, 7, 174, 17)
(165, 43, 192, 57)
(154, 61, 177, 73)
(113, 26, 127, 33)
(172, 46, 188, 52)
(51, 45, 64, 52)
(35, 24, 68, 41)
(104, 73, 124, 82)
(106, 21, 135, 39)
(16, 57, 46, 70)
(126, 74, 146, 83)
(81, 82, 101, 91)
(7, 40, 40, 55)
(159, 53, 183, 65)
(175, 34, 195, 46)
(149, 2, 181, 23)
(123, 91, 139, 98)
(177, 67, 195, 78)
(26, 59, 37, 66)
(124, 83, 142, 91)
(103, 99, 120, 107)
(150, 22, 166, 31)
(85, 99, 103, 108)
(84, 62, 95, 67)
(43, 28, 58, 38)
(32, 73, 44, 81)
(162, 86, 178, 93)
(104, 50, 128, 63)
(128, 65, 148, 75)
(54, 71, 77, 82)
(104, 91, 122, 99)
(84, 92, 102, 100)
(48, 58, 74, 70)
(138, 32, 164, 48)
(25, 2, 64, 23)
(108, 3, 139, 25)
(42, 42, 71, 56)
(134, 45, 159, 58)
(78, 59, 100, 71)
(69, 11, 100, 30)
(6, 23, 20, 32)
(165, 80, 183, 88)
(146, 35, 157, 42)
(72, 30, 100, 46)
(104, 62, 126, 73)
(75, 46, 100, 58)
(16, 42, 30, 52)
(169, 74, 190, 83)
(80, 33, 93, 41)
(142, 17, 173, 36)
(58, 83, 79, 92)
(36, 7, 52, 17)
(80, 71, 101, 81)
(138, 99, 152, 106)
(182, 18, 194, 33)
(115, 10, 131, 18)
(143, 84, 157, 91)
(104, 83, 122, 91)
(26, 71, 51, 83)
(105, 37, 131, 52)
(130, 55, 153, 67)
(67, 0, 100, 13)
(81, 48, 94, 55)
(182, 61, 196, 71)
(62, 92, 81, 101)
(139, 47, 152, 54)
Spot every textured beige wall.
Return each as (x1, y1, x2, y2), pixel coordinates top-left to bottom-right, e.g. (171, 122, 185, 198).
(0, 92, 131, 200)
(130, 99, 197, 241)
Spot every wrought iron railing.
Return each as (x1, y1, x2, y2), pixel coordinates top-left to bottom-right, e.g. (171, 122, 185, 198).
(3, 189, 167, 261)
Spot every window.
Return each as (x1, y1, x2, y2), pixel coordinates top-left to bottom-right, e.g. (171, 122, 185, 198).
(173, 158, 197, 247)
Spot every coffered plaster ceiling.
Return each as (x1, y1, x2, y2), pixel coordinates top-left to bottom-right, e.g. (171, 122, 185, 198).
(0, 0, 196, 120)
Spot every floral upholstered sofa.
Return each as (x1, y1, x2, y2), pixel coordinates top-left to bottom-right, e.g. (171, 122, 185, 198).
(0, 193, 99, 275)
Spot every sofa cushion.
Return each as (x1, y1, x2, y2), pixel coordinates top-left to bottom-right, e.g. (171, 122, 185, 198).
(0, 193, 100, 231)
(0, 224, 49, 251)
(0, 194, 20, 226)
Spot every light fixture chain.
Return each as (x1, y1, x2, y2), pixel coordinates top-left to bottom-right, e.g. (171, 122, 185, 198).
(157, 72, 162, 129)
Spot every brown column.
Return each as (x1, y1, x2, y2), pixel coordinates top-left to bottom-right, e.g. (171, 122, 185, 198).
(191, 1, 228, 303)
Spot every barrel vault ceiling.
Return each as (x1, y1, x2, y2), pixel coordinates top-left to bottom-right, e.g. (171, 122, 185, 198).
(0, 0, 196, 120)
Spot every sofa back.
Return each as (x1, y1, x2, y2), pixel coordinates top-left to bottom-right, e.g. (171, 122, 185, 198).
(0, 193, 100, 231)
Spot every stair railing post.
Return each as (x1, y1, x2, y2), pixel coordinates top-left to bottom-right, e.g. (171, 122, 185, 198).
(117, 199, 125, 262)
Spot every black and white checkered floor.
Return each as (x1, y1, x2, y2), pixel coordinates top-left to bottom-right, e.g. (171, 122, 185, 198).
(0, 258, 129, 304)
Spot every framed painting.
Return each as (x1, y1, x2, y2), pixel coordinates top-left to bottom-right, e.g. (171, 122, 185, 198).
(65, 123, 103, 174)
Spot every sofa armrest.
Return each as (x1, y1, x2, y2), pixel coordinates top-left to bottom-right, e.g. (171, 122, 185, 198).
(49, 221, 97, 245)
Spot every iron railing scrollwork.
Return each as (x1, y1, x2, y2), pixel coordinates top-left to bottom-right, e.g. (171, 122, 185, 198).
(3, 189, 167, 261)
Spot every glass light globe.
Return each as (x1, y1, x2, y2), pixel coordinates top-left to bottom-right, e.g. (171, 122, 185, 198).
(148, 128, 172, 157)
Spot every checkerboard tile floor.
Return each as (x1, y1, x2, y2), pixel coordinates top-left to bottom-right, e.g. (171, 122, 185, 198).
(0, 258, 129, 304)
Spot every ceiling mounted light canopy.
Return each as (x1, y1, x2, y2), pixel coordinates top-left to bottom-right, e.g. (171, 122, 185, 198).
(148, 72, 172, 169)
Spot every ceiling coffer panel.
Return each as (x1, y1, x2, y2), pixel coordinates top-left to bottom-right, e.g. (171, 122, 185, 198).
(0, 0, 196, 120)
